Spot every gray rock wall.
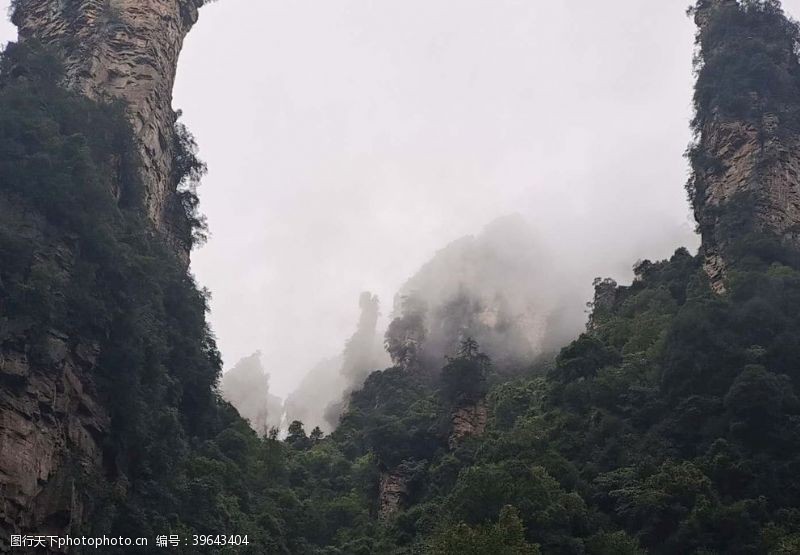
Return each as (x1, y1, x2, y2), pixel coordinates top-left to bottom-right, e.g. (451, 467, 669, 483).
(691, 1, 800, 292)
(13, 0, 203, 258)
(1, 1, 202, 545)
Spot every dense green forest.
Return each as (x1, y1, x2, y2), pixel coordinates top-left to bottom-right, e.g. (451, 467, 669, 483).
(2, 0, 800, 553)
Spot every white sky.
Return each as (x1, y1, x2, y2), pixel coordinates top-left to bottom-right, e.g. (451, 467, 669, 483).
(5, 1, 800, 397)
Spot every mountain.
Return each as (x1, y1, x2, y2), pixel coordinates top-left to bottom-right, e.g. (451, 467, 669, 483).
(12, 0, 208, 256)
(262, 2, 800, 552)
(386, 214, 583, 373)
(284, 292, 389, 433)
(220, 353, 283, 435)
(690, 0, 800, 292)
(0, 0, 265, 547)
(3, 0, 800, 553)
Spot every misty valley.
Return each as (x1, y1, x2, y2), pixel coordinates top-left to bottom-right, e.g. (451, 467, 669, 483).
(226, 215, 582, 437)
(3, 0, 800, 554)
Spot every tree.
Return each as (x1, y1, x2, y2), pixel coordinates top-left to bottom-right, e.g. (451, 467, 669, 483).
(286, 420, 311, 449)
(441, 338, 491, 404)
(310, 426, 325, 444)
(384, 295, 427, 370)
(429, 506, 541, 555)
(551, 334, 618, 383)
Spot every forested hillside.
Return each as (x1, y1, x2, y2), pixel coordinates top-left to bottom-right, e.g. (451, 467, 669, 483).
(251, 2, 800, 552)
(2, 1, 800, 554)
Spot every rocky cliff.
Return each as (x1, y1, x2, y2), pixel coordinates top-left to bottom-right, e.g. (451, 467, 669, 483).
(1, 1, 204, 548)
(447, 400, 488, 449)
(0, 196, 109, 547)
(12, 0, 204, 257)
(690, 0, 800, 292)
(377, 470, 409, 519)
(0, 332, 108, 542)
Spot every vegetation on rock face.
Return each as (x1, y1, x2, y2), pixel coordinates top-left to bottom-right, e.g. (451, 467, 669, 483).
(3, 1, 800, 553)
(257, 246, 800, 553)
(0, 42, 271, 552)
(173, 111, 208, 247)
(259, 247, 800, 553)
(259, 3, 800, 552)
(685, 0, 800, 304)
(689, 0, 800, 131)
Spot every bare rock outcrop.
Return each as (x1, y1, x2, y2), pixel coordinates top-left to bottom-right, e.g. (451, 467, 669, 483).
(1, 1, 203, 546)
(690, 1, 800, 293)
(0, 196, 110, 548)
(0, 336, 109, 545)
(587, 277, 618, 331)
(692, 117, 800, 292)
(12, 0, 204, 257)
(448, 400, 488, 449)
(378, 469, 410, 519)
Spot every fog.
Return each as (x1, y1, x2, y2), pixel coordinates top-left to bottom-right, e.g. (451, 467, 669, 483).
(172, 0, 705, 404)
(219, 352, 283, 434)
(7, 1, 800, 426)
(284, 291, 389, 432)
(386, 215, 586, 372)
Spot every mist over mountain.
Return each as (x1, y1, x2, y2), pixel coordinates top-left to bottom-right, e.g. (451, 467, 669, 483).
(283, 356, 345, 433)
(219, 352, 283, 434)
(167, 0, 705, 399)
(277, 215, 585, 433)
(282, 292, 389, 432)
(4, 1, 800, 553)
(388, 214, 585, 372)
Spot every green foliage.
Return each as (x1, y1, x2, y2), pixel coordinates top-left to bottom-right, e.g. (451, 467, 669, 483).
(447, 463, 590, 551)
(7, 4, 800, 552)
(691, 0, 800, 131)
(172, 112, 208, 247)
(428, 506, 541, 555)
(0, 42, 292, 552)
(585, 531, 645, 555)
(286, 239, 800, 553)
(440, 337, 490, 404)
(384, 294, 427, 368)
(551, 334, 619, 383)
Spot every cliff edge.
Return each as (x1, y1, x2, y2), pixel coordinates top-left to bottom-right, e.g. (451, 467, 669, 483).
(12, 0, 204, 257)
(690, 0, 800, 292)
(1, 1, 206, 547)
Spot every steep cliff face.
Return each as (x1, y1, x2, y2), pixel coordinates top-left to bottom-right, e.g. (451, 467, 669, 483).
(692, 117, 800, 292)
(0, 331, 108, 541)
(690, 0, 800, 292)
(447, 400, 488, 449)
(378, 469, 410, 519)
(12, 0, 203, 256)
(1, 2, 205, 547)
(0, 195, 109, 545)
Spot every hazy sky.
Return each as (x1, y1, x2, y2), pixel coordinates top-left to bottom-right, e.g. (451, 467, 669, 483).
(5, 2, 799, 397)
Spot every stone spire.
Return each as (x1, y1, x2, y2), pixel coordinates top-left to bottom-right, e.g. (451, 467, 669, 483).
(689, 0, 800, 293)
(12, 0, 204, 258)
